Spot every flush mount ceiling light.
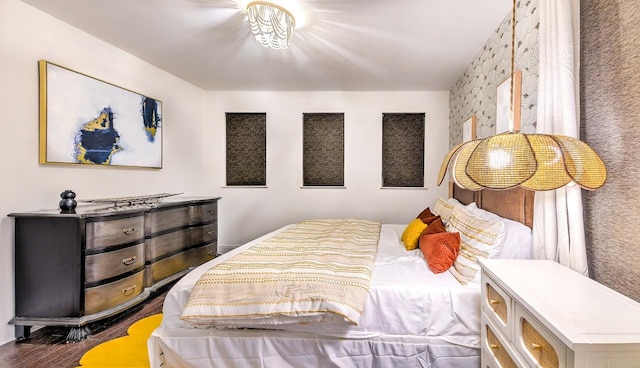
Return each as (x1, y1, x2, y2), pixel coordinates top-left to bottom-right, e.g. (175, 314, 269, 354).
(246, 1, 295, 50)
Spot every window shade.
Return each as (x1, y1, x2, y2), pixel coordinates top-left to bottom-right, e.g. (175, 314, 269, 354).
(382, 113, 425, 187)
(226, 113, 266, 186)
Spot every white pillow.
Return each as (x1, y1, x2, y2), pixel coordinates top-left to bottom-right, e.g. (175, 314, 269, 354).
(447, 205, 505, 284)
(447, 197, 464, 207)
(465, 203, 532, 259)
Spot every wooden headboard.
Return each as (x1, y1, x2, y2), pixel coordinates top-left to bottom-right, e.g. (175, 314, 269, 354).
(450, 182, 535, 228)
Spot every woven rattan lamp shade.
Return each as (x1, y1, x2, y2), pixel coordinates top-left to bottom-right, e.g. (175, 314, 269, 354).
(437, 0, 606, 192)
(437, 132, 607, 191)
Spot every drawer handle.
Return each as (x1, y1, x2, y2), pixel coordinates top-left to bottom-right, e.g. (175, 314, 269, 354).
(207, 231, 215, 236)
(207, 250, 216, 256)
(490, 344, 499, 350)
(207, 210, 215, 215)
(490, 299, 500, 305)
(122, 256, 137, 265)
(531, 343, 542, 350)
(121, 285, 137, 296)
(123, 227, 137, 235)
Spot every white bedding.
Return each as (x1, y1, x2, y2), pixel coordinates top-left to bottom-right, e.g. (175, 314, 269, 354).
(150, 224, 482, 367)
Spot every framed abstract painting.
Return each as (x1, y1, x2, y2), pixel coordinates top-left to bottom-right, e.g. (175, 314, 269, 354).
(39, 60, 162, 168)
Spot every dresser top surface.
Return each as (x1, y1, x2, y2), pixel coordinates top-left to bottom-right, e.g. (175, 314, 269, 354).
(480, 259, 640, 348)
(8, 196, 221, 219)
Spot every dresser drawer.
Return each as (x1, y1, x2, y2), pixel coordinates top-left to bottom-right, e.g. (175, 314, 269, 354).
(481, 351, 501, 368)
(482, 314, 528, 368)
(482, 273, 513, 341)
(190, 202, 217, 225)
(186, 242, 217, 267)
(146, 206, 190, 234)
(144, 252, 190, 287)
(144, 229, 190, 262)
(515, 304, 566, 368)
(85, 243, 145, 283)
(84, 270, 144, 315)
(190, 223, 217, 245)
(484, 324, 518, 368)
(86, 215, 145, 250)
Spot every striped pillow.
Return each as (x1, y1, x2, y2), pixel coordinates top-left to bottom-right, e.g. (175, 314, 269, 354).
(432, 198, 455, 222)
(446, 205, 505, 284)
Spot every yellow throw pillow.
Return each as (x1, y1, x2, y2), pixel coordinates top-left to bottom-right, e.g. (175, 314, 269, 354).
(401, 218, 428, 250)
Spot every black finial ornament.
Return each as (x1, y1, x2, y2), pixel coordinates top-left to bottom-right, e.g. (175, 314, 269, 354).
(59, 190, 77, 212)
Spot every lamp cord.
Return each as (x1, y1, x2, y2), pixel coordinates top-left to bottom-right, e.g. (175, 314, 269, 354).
(510, 0, 517, 125)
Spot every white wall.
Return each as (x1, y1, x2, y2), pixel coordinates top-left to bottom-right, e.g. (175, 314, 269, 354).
(205, 91, 450, 249)
(0, 0, 451, 347)
(0, 0, 207, 345)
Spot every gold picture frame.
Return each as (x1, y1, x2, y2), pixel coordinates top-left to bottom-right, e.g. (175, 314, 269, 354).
(39, 60, 163, 168)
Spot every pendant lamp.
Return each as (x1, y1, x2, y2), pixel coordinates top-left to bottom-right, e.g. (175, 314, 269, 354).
(437, 0, 606, 191)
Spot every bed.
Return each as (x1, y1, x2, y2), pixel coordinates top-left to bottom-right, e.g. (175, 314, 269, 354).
(148, 186, 534, 368)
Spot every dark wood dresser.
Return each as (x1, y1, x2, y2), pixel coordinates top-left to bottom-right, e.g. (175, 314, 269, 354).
(9, 196, 220, 342)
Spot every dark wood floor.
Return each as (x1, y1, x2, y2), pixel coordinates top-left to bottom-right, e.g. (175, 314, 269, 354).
(0, 288, 167, 368)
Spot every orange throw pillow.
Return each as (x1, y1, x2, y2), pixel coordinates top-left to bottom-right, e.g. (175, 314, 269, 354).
(423, 217, 446, 235)
(420, 232, 461, 273)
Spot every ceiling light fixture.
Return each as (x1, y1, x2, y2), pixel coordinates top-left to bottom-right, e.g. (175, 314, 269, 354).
(437, 0, 607, 191)
(246, 1, 295, 50)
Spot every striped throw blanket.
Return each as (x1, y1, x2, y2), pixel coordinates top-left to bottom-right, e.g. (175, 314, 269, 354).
(181, 219, 381, 327)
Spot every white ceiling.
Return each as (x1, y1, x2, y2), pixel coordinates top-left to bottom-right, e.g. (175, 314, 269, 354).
(21, 0, 511, 91)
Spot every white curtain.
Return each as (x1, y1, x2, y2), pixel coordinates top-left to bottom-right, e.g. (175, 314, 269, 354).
(532, 0, 588, 275)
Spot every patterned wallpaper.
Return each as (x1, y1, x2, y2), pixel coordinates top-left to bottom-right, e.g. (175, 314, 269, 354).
(449, 0, 540, 147)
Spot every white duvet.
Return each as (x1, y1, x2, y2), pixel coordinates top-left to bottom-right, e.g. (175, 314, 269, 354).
(160, 224, 481, 348)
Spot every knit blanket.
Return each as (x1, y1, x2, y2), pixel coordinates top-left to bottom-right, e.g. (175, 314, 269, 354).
(181, 219, 381, 327)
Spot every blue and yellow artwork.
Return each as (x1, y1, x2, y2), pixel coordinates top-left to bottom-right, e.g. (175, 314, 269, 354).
(74, 107, 121, 164)
(39, 60, 162, 168)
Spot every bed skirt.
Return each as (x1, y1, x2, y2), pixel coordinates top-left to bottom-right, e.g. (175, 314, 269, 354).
(148, 327, 480, 368)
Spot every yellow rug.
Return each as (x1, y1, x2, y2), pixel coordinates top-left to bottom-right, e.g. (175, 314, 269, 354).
(77, 314, 162, 368)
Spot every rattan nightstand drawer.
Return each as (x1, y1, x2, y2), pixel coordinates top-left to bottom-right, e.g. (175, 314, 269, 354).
(515, 304, 566, 368)
(482, 272, 514, 341)
(483, 321, 518, 368)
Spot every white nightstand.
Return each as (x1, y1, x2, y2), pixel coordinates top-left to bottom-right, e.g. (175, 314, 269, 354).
(479, 259, 640, 368)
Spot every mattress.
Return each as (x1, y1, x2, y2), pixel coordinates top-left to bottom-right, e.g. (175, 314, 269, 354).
(150, 224, 481, 367)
